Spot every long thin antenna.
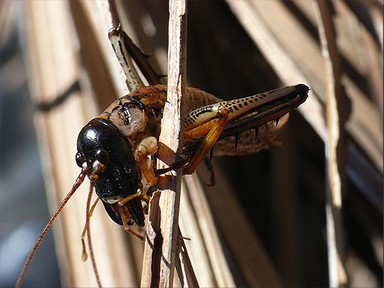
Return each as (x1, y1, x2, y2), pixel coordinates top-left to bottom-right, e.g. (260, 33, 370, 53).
(85, 181, 102, 287)
(16, 171, 87, 288)
(81, 198, 100, 261)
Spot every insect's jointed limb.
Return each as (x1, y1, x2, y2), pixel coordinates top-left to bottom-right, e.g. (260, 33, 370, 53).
(181, 84, 309, 173)
(136, 136, 159, 186)
(108, 25, 161, 89)
(183, 105, 231, 174)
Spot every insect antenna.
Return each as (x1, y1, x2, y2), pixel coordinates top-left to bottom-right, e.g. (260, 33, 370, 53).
(81, 197, 100, 261)
(84, 181, 102, 287)
(16, 171, 87, 288)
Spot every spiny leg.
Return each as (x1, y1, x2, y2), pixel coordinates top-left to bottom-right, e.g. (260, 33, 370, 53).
(183, 106, 230, 174)
(108, 25, 144, 91)
(108, 25, 161, 88)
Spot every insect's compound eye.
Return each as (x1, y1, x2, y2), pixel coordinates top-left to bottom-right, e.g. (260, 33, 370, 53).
(75, 152, 85, 168)
(95, 149, 110, 166)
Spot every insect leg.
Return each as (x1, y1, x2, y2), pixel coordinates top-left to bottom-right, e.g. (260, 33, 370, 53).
(183, 106, 230, 174)
(118, 191, 142, 207)
(108, 25, 144, 91)
(182, 85, 309, 173)
(136, 136, 159, 185)
(112, 205, 145, 241)
(108, 25, 161, 90)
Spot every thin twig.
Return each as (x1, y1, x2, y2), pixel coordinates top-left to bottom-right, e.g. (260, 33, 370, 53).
(108, 0, 120, 28)
(315, 1, 350, 286)
(141, 1, 189, 287)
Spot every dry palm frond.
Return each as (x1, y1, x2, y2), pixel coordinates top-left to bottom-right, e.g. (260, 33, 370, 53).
(14, 0, 383, 287)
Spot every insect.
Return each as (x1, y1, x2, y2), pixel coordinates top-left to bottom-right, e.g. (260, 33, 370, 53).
(79, 82, 309, 230)
(17, 25, 309, 287)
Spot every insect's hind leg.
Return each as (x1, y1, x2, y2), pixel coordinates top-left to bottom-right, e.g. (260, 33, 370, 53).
(183, 106, 230, 174)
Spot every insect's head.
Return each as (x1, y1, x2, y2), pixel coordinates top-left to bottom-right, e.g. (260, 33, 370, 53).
(75, 117, 141, 215)
(75, 117, 136, 183)
(75, 119, 113, 182)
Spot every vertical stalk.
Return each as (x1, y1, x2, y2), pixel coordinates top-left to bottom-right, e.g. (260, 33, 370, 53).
(315, 1, 350, 286)
(141, 0, 188, 286)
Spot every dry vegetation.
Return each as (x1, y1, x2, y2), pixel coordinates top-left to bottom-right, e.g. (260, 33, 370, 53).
(2, 0, 382, 287)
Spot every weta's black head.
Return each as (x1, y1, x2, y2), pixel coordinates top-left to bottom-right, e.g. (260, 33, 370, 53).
(76, 118, 125, 181)
(75, 118, 145, 227)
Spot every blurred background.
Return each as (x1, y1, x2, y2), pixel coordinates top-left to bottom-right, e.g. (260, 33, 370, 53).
(0, 2, 60, 287)
(0, 1, 382, 287)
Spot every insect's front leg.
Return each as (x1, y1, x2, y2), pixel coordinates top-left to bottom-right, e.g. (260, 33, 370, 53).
(135, 136, 159, 186)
